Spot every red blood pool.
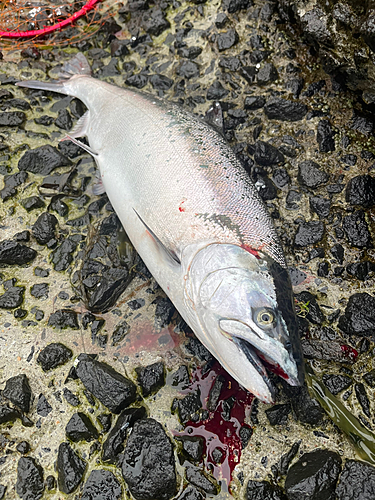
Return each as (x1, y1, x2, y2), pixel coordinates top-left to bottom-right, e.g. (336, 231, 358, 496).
(340, 344, 358, 361)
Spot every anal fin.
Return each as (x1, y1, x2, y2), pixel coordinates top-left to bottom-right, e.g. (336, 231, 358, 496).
(69, 110, 90, 138)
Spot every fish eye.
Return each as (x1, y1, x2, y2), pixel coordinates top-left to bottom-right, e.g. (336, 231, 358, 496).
(255, 309, 275, 327)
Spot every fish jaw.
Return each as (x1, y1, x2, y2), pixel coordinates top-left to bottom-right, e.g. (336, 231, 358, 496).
(183, 243, 304, 403)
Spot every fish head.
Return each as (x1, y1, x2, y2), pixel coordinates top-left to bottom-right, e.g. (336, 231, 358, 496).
(184, 243, 304, 403)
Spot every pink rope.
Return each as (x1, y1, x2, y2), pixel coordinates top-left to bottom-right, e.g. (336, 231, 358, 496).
(0, 0, 101, 38)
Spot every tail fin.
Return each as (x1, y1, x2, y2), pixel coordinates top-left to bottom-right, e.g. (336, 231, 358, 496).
(16, 52, 91, 93)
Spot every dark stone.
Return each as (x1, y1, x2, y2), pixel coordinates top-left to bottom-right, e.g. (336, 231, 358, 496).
(3, 374, 32, 413)
(48, 309, 79, 330)
(36, 394, 52, 417)
(176, 486, 203, 500)
(21, 47, 41, 59)
(346, 175, 375, 207)
(58, 140, 83, 159)
(217, 29, 239, 51)
(207, 374, 225, 411)
(347, 261, 375, 281)
(294, 221, 325, 247)
(57, 442, 86, 494)
(21, 196, 45, 211)
(1, 171, 28, 201)
(76, 355, 137, 413)
(97, 413, 112, 433)
(257, 63, 278, 85)
(126, 74, 149, 89)
(342, 210, 372, 248)
(295, 291, 325, 325)
(273, 168, 290, 188)
(207, 81, 229, 100)
(285, 449, 341, 500)
(55, 109, 73, 130)
(285, 77, 304, 98)
(0, 240, 36, 265)
(285, 385, 324, 425)
(226, 0, 250, 13)
(363, 370, 375, 388)
(240, 66, 257, 84)
(16, 457, 44, 500)
(355, 383, 371, 418)
(16, 441, 30, 454)
(244, 96, 265, 110)
(0, 404, 21, 424)
(111, 320, 130, 346)
(122, 418, 176, 500)
(177, 435, 204, 462)
(239, 425, 253, 448)
(254, 141, 284, 166)
(37, 343, 72, 371)
(298, 160, 328, 189)
(45, 475, 55, 490)
(310, 196, 331, 218)
(81, 470, 122, 500)
(171, 365, 190, 390)
(177, 61, 199, 79)
(32, 212, 58, 245)
(279, 441, 301, 476)
(86, 268, 135, 314)
(219, 56, 240, 71)
(136, 362, 165, 397)
(322, 374, 352, 395)
(111, 39, 130, 57)
(153, 296, 175, 330)
(49, 196, 69, 217)
(336, 460, 375, 500)
(102, 406, 146, 463)
(184, 338, 213, 362)
(51, 237, 78, 271)
(149, 74, 173, 91)
(0, 286, 24, 309)
(265, 403, 291, 425)
(63, 388, 80, 407)
(0, 111, 25, 126)
(142, 8, 170, 36)
(177, 46, 202, 59)
(66, 412, 99, 442)
(30, 283, 49, 299)
(172, 390, 201, 423)
(264, 98, 307, 121)
(185, 466, 218, 495)
(317, 119, 335, 152)
(34, 115, 54, 126)
(18, 145, 71, 175)
(246, 480, 286, 500)
(350, 114, 373, 136)
(331, 244, 344, 264)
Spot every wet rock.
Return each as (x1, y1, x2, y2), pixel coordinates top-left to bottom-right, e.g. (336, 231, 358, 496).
(354, 383, 371, 418)
(30, 283, 49, 299)
(97, 413, 112, 433)
(350, 114, 373, 136)
(126, 73, 149, 89)
(264, 98, 307, 121)
(21, 47, 41, 59)
(0, 111, 25, 126)
(172, 389, 202, 423)
(244, 96, 266, 110)
(37, 343, 72, 371)
(0, 404, 22, 424)
(136, 362, 165, 397)
(111, 320, 130, 346)
(21, 196, 45, 211)
(51, 236, 78, 271)
(176, 486, 204, 500)
(215, 12, 228, 28)
(295, 291, 325, 325)
(171, 365, 190, 390)
(102, 406, 146, 463)
(184, 337, 213, 363)
(16, 441, 30, 454)
(49, 196, 69, 217)
(185, 466, 218, 495)
(336, 460, 375, 500)
(347, 261, 375, 281)
(122, 418, 176, 500)
(3, 374, 32, 413)
(217, 29, 239, 51)
(14, 231, 30, 242)
(0, 285, 24, 309)
(149, 74, 173, 91)
(322, 374, 352, 395)
(342, 211, 372, 248)
(246, 480, 286, 500)
(178, 435, 204, 462)
(240, 66, 257, 84)
(177, 46, 202, 60)
(153, 296, 175, 330)
(142, 8, 170, 36)
(254, 141, 284, 166)
(32, 212, 58, 245)
(45, 475, 55, 490)
(63, 388, 80, 407)
(18, 145, 71, 175)
(346, 175, 375, 207)
(239, 425, 253, 448)
(177, 61, 199, 79)
(363, 370, 375, 388)
(284, 385, 324, 425)
(285, 449, 341, 500)
(34, 115, 54, 126)
(317, 119, 335, 152)
(110, 39, 129, 57)
(302, 339, 357, 363)
(36, 394, 52, 417)
(256, 63, 278, 85)
(1, 171, 28, 201)
(58, 140, 83, 159)
(207, 81, 229, 100)
(55, 109, 73, 130)
(16, 457, 44, 500)
(57, 442, 86, 494)
(207, 374, 225, 411)
(298, 160, 329, 188)
(273, 168, 290, 188)
(294, 221, 325, 247)
(310, 196, 331, 218)
(66, 412, 99, 442)
(0, 240, 36, 265)
(48, 309, 79, 330)
(76, 355, 137, 413)
(265, 403, 291, 425)
(81, 470, 122, 500)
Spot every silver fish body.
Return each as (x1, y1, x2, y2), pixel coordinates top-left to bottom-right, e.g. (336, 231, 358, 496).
(17, 54, 304, 403)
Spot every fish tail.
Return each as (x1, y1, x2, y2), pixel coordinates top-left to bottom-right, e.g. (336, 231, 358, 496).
(16, 52, 91, 94)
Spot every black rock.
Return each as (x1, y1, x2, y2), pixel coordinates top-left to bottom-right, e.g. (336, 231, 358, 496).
(0, 286, 24, 309)
(240, 66, 257, 84)
(97, 413, 112, 433)
(239, 425, 253, 448)
(0, 111, 25, 126)
(111, 320, 130, 346)
(350, 114, 373, 136)
(342, 210, 372, 248)
(0, 404, 22, 424)
(257, 63, 278, 85)
(246, 480, 286, 500)
(136, 362, 165, 397)
(30, 283, 49, 299)
(34, 115, 54, 126)
(1, 171, 28, 201)
(32, 212, 58, 245)
(149, 74, 173, 91)
(21, 196, 45, 211)
(207, 374, 225, 411)
(82, 470, 122, 500)
(207, 81, 229, 100)
(284, 385, 324, 425)
(58, 140, 83, 158)
(57, 442, 86, 494)
(55, 109, 73, 130)
(336, 460, 375, 500)
(273, 168, 290, 188)
(126, 74, 149, 89)
(294, 221, 325, 247)
(177, 61, 199, 79)
(298, 160, 329, 188)
(226, 0, 250, 13)
(51, 237, 78, 271)
(16, 457, 44, 500)
(76, 355, 137, 413)
(322, 374, 352, 395)
(317, 119, 335, 152)
(285, 77, 304, 98)
(265, 403, 291, 425)
(363, 370, 375, 388)
(347, 261, 375, 281)
(285, 449, 341, 500)
(219, 56, 241, 71)
(177, 435, 204, 462)
(172, 390, 202, 423)
(48, 309, 79, 330)
(295, 291, 325, 325)
(21, 47, 41, 59)
(45, 475, 56, 490)
(346, 175, 375, 207)
(86, 268, 134, 314)
(254, 141, 284, 166)
(341, 154, 357, 166)
(18, 145, 71, 175)
(310, 196, 331, 218)
(279, 441, 301, 476)
(16, 441, 30, 454)
(244, 96, 266, 110)
(153, 296, 175, 330)
(36, 343, 72, 372)
(176, 486, 204, 500)
(217, 29, 239, 51)
(0, 240, 36, 265)
(354, 383, 371, 418)
(122, 418, 176, 500)
(3, 374, 32, 413)
(111, 39, 130, 57)
(185, 466, 218, 495)
(49, 196, 69, 217)
(184, 338, 213, 362)
(171, 365, 190, 390)
(177, 46, 202, 60)
(66, 412, 99, 442)
(102, 406, 146, 463)
(36, 394, 52, 417)
(63, 388, 80, 407)
(264, 98, 307, 121)
(142, 8, 170, 36)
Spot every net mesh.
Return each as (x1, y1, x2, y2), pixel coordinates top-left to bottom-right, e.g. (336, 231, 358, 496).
(0, 0, 114, 51)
